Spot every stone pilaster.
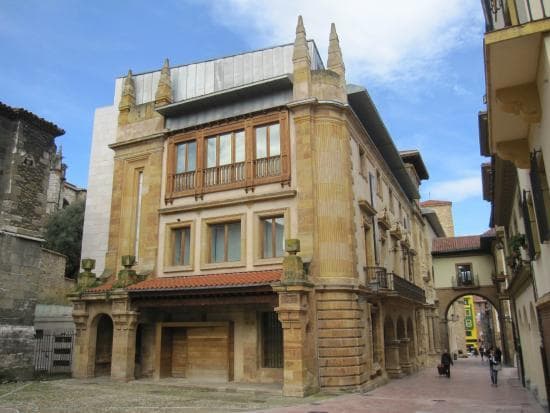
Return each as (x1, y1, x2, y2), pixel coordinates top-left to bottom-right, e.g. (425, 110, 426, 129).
(384, 340, 403, 378)
(399, 338, 412, 374)
(71, 299, 93, 378)
(110, 294, 139, 381)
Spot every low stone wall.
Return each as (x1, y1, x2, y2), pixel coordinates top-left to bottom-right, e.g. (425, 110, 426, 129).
(0, 324, 34, 381)
(38, 248, 75, 304)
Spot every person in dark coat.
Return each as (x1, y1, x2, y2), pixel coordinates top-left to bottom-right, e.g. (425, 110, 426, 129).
(489, 347, 502, 386)
(441, 349, 454, 378)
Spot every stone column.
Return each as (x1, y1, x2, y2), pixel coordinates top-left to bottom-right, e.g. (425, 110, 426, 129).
(71, 298, 93, 378)
(110, 294, 139, 381)
(399, 338, 412, 374)
(274, 239, 318, 397)
(384, 340, 402, 378)
(433, 312, 442, 353)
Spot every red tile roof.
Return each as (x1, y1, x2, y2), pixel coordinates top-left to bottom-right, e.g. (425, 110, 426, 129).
(130, 269, 281, 292)
(432, 236, 481, 253)
(87, 281, 114, 293)
(420, 200, 452, 207)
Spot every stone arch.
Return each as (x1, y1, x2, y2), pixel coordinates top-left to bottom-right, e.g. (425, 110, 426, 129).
(92, 313, 113, 377)
(441, 291, 500, 321)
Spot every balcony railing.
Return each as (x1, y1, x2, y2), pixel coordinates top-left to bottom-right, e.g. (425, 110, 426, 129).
(173, 170, 196, 192)
(366, 267, 426, 303)
(452, 273, 480, 288)
(482, 0, 549, 32)
(391, 273, 426, 303)
(255, 156, 281, 178)
(203, 162, 245, 188)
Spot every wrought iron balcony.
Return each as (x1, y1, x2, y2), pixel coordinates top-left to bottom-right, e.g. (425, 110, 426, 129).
(391, 273, 426, 303)
(365, 267, 426, 303)
(452, 273, 480, 289)
(482, 0, 549, 32)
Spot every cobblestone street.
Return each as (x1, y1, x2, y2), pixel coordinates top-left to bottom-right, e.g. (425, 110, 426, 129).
(0, 357, 544, 413)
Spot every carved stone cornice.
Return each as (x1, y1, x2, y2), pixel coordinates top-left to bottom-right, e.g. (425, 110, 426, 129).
(496, 82, 541, 124)
(496, 138, 530, 169)
(377, 208, 391, 231)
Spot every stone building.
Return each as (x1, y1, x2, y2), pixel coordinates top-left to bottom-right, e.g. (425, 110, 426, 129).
(75, 18, 438, 395)
(0, 102, 74, 380)
(479, 0, 550, 407)
(46, 146, 87, 215)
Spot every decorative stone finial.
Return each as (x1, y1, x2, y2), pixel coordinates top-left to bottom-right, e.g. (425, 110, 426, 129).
(292, 16, 312, 100)
(155, 58, 172, 107)
(119, 69, 135, 112)
(77, 258, 97, 291)
(115, 255, 140, 288)
(327, 23, 345, 78)
(293, 15, 310, 65)
(282, 239, 309, 285)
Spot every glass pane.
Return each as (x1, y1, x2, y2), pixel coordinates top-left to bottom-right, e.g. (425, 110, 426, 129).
(183, 227, 190, 265)
(269, 124, 280, 156)
(235, 131, 245, 163)
(263, 219, 273, 258)
(187, 141, 196, 172)
(256, 126, 267, 159)
(227, 222, 241, 261)
(173, 228, 182, 265)
(176, 144, 186, 173)
(274, 217, 285, 257)
(207, 137, 217, 168)
(211, 225, 225, 263)
(219, 133, 232, 165)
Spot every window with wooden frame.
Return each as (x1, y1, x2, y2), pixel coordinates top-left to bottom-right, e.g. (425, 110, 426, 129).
(166, 111, 289, 200)
(205, 130, 245, 187)
(172, 226, 191, 266)
(174, 141, 197, 192)
(255, 123, 281, 178)
(260, 312, 283, 368)
(209, 221, 241, 263)
(530, 150, 550, 242)
(261, 216, 284, 259)
(456, 263, 473, 285)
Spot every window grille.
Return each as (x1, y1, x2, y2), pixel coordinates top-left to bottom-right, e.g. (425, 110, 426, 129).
(261, 312, 283, 368)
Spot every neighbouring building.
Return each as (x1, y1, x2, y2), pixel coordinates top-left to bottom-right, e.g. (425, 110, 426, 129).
(479, 0, 550, 407)
(74, 17, 438, 395)
(0, 102, 75, 380)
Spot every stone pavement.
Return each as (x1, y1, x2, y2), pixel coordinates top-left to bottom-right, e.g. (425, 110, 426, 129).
(257, 357, 546, 413)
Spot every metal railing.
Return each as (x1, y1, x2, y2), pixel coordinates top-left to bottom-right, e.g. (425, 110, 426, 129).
(255, 155, 281, 178)
(34, 331, 74, 376)
(452, 273, 480, 288)
(391, 273, 426, 303)
(366, 266, 389, 289)
(366, 267, 426, 303)
(482, 0, 549, 32)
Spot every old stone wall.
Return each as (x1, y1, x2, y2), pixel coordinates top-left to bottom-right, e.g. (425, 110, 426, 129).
(0, 325, 34, 381)
(38, 248, 74, 304)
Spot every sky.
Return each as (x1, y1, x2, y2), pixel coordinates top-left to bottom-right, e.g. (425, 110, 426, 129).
(0, 0, 490, 236)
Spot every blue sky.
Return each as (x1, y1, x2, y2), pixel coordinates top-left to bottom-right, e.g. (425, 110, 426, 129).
(0, 0, 490, 236)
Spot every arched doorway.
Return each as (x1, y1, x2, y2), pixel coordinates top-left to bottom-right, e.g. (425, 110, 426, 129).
(444, 294, 502, 360)
(94, 314, 113, 377)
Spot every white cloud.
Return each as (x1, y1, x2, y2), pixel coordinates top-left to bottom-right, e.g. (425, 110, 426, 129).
(207, 0, 483, 85)
(422, 176, 482, 203)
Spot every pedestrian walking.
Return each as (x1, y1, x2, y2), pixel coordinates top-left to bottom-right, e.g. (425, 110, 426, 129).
(441, 349, 454, 378)
(489, 347, 502, 386)
(480, 345, 485, 362)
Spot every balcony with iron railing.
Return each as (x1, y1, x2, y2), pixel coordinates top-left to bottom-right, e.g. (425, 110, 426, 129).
(482, 0, 549, 32)
(451, 273, 480, 289)
(366, 266, 426, 303)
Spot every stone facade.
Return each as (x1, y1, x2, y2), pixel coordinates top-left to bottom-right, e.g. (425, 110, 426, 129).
(46, 147, 86, 215)
(75, 17, 437, 396)
(0, 102, 74, 381)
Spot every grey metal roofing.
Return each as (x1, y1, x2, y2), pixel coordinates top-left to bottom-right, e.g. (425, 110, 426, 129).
(113, 41, 324, 107)
(399, 149, 429, 180)
(347, 85, 421, 200)
(421, 208, 446, 237)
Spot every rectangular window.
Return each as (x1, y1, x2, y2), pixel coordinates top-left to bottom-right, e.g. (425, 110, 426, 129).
(210, 222, 241, 263)
(205, 131, 245, 186)
(457, 263, 473, 285)
(261, 312, 283, 368)
(255, 123, 281, 177)
(172, 227, 191, 266)
(174, 140, 196, 191)
(134, 170, 143, 260)
(262, 216, 285, 258)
